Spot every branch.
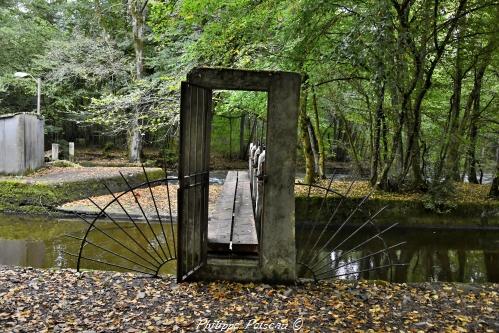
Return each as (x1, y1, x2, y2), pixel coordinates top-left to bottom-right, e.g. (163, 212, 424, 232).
(478, 95, 497, 116)
(140, 0, 149, 14)
(314, 76, 369, 87)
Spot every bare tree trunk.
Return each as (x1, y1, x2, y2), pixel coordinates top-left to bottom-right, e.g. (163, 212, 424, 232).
(299, 85, 316, 184)
(307, 118, 320, 174)
(467, 35, 496, 183)
(311, 87, 326, 178)
(445, 22, 465, 181)
(127, 0, 147, 163)
(489, 146, 499, 198)
(370, 80, 385, 185)
(239, 113, 246, 159)
(467, 66, 486, 184)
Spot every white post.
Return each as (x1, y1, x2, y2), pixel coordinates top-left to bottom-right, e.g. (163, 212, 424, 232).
(51, 144, 59, 161)
(68, 142, 75, 162)
(36, 78, 41, 115)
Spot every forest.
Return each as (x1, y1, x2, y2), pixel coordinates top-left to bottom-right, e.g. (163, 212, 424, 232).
(1, 0, 498, 198)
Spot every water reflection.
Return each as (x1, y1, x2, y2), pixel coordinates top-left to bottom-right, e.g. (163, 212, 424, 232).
(296, 226, 499, 283)
(0, 215, 176, 276)
(0, 239, 45, 267)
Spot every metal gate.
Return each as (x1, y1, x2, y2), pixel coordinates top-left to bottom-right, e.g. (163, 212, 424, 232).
(177, 82, 212, 281)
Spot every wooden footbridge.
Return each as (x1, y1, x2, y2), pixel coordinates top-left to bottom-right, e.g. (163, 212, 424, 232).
(208, 143, 266, 254)
(208, 170, 258, 253)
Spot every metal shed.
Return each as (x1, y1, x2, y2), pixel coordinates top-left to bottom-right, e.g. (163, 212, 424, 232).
(0, 113, 44, 175)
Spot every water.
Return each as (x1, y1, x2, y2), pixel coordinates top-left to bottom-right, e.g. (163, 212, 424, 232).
(296, 225, 499, 283)
(1, 215, 498, 282)
(0, 215, 177, 275)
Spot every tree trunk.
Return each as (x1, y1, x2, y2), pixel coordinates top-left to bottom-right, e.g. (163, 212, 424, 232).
(444, 22, 465, 181)
(489, 146, 499, 198)
(311, 87, 326, 178)
(467, 34, 495, 182)
(127, 0, 147, 163)
(128, 117, 142, 163)
(239, 113, 246, 159)
(307, 118, 320, 174)
(467, 66, 486, 183)
(378, 109, 404, 191)
(370, 80, 385, 185)
(299, 85, 316, 184)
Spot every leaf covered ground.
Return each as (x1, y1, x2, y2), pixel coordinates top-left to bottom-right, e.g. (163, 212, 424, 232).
(295, 179, 496, 205)
(0, 267, 497, 332)
(59, 184, 223, 216)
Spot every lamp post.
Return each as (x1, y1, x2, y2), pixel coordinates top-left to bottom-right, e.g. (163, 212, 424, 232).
(14, 72, 41, 115)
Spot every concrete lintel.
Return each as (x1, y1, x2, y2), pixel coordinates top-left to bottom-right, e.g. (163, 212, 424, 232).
(187, 67, 300, 92)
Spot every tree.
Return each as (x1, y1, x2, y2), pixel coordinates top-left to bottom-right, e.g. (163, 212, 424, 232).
(127, 0, 148, 162)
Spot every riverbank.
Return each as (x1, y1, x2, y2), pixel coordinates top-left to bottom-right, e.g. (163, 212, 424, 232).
(296, 180, 499, 227)
(0, 166, 164, 215)
(0, 266, 497, 332)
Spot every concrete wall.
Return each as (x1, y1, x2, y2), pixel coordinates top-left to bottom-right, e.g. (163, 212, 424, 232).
(0, 113, 44, 175)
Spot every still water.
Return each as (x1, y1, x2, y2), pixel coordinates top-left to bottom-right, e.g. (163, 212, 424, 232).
(0, 215, 498, 282)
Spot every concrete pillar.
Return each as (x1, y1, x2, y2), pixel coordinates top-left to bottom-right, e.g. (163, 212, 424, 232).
(260, 72, 301, 283)
(68, 142, 75, 162)
(51, 144, 59, 161)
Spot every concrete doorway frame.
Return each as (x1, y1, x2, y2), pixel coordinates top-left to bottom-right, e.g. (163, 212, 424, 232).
(178, 67, 301, 283)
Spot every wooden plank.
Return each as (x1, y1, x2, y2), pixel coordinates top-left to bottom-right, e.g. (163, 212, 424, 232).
(208, 171, 258, 253)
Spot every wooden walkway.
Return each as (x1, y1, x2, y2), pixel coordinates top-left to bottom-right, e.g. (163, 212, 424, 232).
(208, 170, 258, 253)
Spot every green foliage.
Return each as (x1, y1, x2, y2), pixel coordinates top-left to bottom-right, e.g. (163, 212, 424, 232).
(0, 1, 58, 114)
(0, 0, 497, 201)
(160, 147, 178, 168)
(102, 142, 115, 153)
(422, 181, 458, 214)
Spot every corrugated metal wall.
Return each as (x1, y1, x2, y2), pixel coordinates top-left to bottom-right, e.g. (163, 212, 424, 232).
(0, 113, 44, 175)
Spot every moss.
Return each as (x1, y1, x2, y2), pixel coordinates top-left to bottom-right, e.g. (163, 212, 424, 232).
(0, 169, 165, 215)
(0, 181, 59, 213)
(48, 160, 82, 168)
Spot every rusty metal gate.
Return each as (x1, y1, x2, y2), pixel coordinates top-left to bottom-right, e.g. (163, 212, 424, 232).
(177, 82, 212, 281)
